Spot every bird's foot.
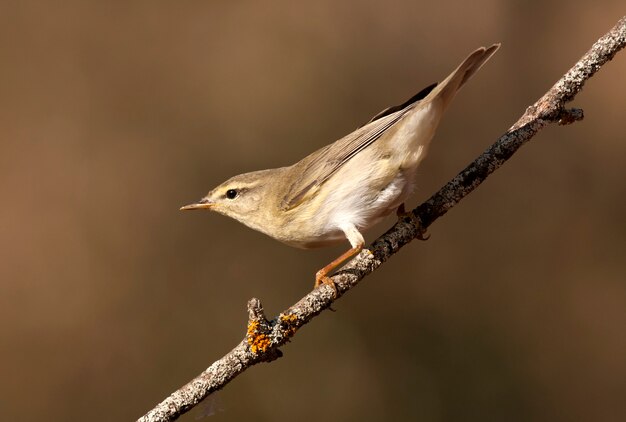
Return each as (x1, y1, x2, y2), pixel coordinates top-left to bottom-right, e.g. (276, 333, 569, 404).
(396, 203, 410, 218)
(396, 203, 430, 241)
(314, 272, 338, 299)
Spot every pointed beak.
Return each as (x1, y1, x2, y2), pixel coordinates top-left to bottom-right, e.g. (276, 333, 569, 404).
(180, 198, 214, 211)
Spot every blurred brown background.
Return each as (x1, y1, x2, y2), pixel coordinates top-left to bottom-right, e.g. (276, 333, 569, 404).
(1, 1, 625, 421)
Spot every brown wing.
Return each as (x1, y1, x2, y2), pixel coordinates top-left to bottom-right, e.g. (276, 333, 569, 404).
(280, 84, 436, 211)
(279, 44, 499, 211)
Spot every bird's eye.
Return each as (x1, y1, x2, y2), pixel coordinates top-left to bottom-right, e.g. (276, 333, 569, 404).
(225, 189, 238, 199)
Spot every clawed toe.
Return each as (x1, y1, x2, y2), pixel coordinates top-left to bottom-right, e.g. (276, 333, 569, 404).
(314, 273, 338, 298)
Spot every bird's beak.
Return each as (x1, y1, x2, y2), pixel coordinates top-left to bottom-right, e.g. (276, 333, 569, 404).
(180, 198, 214, 211)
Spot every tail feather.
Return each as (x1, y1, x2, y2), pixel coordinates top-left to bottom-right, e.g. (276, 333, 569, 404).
(428, 43, 500, 109)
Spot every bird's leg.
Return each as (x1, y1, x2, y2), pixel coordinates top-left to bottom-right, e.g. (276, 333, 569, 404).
(396, 203, 409, 218)
(315, 245, 363, 296)
(396, 203, 430, 240)
(314, 224, 364, 298)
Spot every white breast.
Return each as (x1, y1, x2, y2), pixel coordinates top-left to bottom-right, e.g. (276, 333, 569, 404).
(287, 101, 443, 248)
(323, 166, 411, 235)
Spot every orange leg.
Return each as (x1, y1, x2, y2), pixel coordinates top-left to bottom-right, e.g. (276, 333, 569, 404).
(315, 244, 363, 298)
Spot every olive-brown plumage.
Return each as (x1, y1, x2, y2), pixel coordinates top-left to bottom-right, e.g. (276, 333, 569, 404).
(182, 44, 500, 296)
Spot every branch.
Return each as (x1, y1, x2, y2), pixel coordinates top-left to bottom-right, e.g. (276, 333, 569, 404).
(138, 16, 626, 422)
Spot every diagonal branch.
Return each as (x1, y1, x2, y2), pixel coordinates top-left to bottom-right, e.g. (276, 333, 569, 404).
(138, 16, 626, 422)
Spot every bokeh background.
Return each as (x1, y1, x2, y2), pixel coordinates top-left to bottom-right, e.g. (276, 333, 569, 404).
(1, 2, 625, 421)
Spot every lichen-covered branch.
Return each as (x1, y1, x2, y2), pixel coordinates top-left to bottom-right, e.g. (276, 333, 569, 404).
(138, 16, 626, 422)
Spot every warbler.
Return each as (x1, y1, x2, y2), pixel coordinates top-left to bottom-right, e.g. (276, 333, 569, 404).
(182, 44, 500, 296)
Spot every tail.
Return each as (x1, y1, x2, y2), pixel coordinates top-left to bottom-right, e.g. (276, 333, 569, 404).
(427, 44, 500, 109)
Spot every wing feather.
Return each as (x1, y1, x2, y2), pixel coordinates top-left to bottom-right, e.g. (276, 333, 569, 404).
(281, 84, 435, 210)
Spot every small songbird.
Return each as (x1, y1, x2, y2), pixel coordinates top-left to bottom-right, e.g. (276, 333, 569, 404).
(181, 44, 500, 296)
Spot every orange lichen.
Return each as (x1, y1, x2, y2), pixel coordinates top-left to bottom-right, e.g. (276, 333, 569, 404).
(248, 333, 270, 354)
(279, 313, 299, 338)
(246, 320, 271, 354)
(246, 320, 260, 336)
(280, 313, 297, 324)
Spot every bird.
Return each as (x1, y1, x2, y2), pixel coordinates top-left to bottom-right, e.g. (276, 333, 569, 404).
(181, 44, 500, 297)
